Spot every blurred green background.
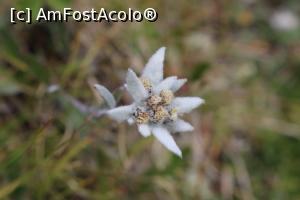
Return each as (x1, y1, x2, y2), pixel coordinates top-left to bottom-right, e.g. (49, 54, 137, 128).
(1, 0, 300, 199)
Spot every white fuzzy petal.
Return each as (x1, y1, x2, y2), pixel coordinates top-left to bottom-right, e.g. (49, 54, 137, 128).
(154, 76, 177, 93)
(172, 97, 204, 114)
(127, 118, 135, 125)
(168, 119, 194, 133)
(94, 84, 116, 108)
(142, 47, 166, 84)
(171, 79, 187, 92)
(106, 104, 135, 122)
(126, 69, 148, 102)
(138, 124, 151, 137)
(152, 126, 182, 158)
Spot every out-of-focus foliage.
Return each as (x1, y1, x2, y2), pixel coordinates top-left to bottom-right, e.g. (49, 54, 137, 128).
(0, 0, 300, 199)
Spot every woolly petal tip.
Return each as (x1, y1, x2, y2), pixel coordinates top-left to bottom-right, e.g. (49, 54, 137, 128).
(171, 78, 187, 92)
(152, 126, 182, 158)
(172, 97, 204, 114)
(154, 76, 177, 93)
(142, 47, 166, 84)
(168, 119, 194, 133)
(94, 84, 116, 108)
(126, 69, 148, 102)
(138, 124, 151, 137)
(106, 104, 135, 122)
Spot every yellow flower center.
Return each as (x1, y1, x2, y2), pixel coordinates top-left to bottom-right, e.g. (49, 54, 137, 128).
(133, 79, 177, 124)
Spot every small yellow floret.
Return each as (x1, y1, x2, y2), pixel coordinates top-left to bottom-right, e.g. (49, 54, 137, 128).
(135, 111, 149, 124)
(169, 108, 178, 121)
(140, 77, 152, 90)
(147, 95, 162, 107)
(153, 106, 168, 122)
(160, 89, 174, 105)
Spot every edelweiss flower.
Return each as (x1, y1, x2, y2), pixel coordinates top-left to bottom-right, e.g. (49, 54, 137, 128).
(94, 47, 204, 157)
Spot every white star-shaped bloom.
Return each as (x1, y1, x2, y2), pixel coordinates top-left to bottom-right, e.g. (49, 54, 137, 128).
(94, 47, 204, 157)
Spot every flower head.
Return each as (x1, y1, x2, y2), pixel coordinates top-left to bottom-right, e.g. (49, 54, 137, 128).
(94, 47, 204, 157)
